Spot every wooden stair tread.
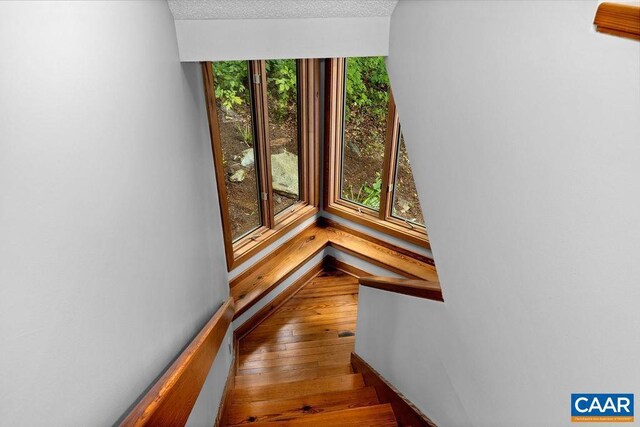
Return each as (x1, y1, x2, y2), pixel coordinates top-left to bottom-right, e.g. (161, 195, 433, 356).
(226, 269, 400, 427)
(223, 386, 379, 425)
(229, 373, 366, 403)
(227, 404, 398, 427)
(238, 361, 352, 377)
(235, 365, 354, 388)
(239, 349, 352, 370)
(239, 331, 343, 347)
(323, 224, 438, 282)
(251, 320, 357, 337)
(240, 342, 354, 364)
(230, 224, 328, 318)
(239, 336, 355, 356)
(263, 310, 358, 326)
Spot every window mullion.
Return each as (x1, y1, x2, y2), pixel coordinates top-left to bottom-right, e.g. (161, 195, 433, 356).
(201, 62, 235, 269)
(380, 92, 399, 220)
(251, 60, 274, 228)
(329, 58, 346, 207)
(298, 59, 309, 204)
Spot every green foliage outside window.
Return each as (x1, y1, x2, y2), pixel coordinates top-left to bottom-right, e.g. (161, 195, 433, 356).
(212, 58, 390, 126)
(342, 57, 390, 210)
(212, 57, 392, 212)
(266, 59, 297, 121)
(213, 61, 249, 110)
(345, 172, 382, 211)
(212, 60, 299, 121)
(344, 56, 389, 122)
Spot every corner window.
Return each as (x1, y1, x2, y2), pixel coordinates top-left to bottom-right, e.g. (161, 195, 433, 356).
(210, 60, 262, 241)
(265, 59, 301, 214)
(325, 57, 428, 246)
(203, 59, 320, 270)
(391, 130, 425, 226)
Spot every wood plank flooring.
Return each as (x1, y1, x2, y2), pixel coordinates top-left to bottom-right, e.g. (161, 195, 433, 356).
(223, 270, 398, 426)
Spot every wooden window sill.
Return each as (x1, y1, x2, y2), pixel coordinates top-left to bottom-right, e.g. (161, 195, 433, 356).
(230, 217, 438, 318)
(230, 204, 318, 271)
(359, 276, 443, 302)
(324, 201, 430, 249)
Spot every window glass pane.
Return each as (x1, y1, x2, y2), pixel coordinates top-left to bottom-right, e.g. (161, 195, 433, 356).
(340, 56, 390, 212)
(265, 59, 300, 214)
(392, 131, 425, 226)
(212, 61, 262, 241)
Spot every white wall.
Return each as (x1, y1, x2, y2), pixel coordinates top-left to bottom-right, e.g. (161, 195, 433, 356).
(174, 17, 391, 61)
(0, 2, 230, 425)
(356, 1, 640, 426)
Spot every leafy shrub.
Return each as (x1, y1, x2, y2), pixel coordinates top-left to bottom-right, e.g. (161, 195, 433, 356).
(345, 57, 389, 122)
(213, 57, 390, 126)
(234, 122, 253, 145)
(266, 59, 297, 121)
(212, 61, 249, 110)
(213, 60, 298, 122)
(360, 172, 382, 209)
(346, 172, 382, 210)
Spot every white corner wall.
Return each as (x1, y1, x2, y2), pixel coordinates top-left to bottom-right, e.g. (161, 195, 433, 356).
(356, 1, 640, 426)
(0, 2, 230, 425)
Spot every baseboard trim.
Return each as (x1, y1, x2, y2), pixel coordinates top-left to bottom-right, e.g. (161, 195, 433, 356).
(324, 255, 373, 278)
(351, 352, 438, 427)
(214, 348, 236, 427)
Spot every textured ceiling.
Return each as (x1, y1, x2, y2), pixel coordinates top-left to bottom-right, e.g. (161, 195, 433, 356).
(168, 0, 399, 20)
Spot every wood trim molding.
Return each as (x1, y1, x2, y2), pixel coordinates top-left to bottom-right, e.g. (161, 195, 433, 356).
(201, 63, 235, 270)
(230, 222, 327, 319)
(231, 206, 318, 271)
(320, 217, 435, 266)
(214, 347, 237, 427)
(234, 259, 325, 340)
(120, 298, 234, 427)
(324, 202, 430, 248)
(323, 224, 438, 283)
(594, 3, 640, 41)
(351, 352, 438, 427)
(359, 276, 443, 302)
(230, 217, 440, 316)
(380, 90, 400, 223)
(324, 255, 373, 279)
(326, 255, 443, 302)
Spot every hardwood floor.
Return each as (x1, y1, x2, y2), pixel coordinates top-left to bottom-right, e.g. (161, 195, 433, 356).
(222, 270, 398, 426)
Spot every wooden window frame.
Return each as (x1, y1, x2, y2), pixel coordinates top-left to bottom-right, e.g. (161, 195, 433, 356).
(202, 59, 321, 271)
(324, 58, 430, 248)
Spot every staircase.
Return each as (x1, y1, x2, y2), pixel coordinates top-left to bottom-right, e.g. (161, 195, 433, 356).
(221, 270, 398, 426)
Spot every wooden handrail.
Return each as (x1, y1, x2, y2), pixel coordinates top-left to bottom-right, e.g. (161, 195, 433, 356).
(120, 298, 234, 427)
(594, 2, 640, 41)
(359, 276, 443, 302)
